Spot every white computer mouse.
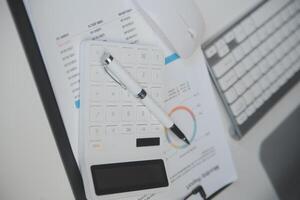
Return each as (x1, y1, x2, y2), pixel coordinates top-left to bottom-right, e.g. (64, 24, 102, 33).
(134, 0, 205, 59)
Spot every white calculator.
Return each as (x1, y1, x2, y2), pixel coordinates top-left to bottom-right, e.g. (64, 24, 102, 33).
(79, 40, 170, 200)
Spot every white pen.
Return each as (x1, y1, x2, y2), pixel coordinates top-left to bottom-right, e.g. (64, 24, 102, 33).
(102, 52, 190, 145)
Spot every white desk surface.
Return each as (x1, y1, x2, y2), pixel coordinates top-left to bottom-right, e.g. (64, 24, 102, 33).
(1, 0, 300, 199)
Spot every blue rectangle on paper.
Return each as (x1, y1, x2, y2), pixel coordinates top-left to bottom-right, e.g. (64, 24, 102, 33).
(165, 53, 180, 65)
(75, 100, 80, 109)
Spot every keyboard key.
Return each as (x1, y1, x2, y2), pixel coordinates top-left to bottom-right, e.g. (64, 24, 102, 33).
(257, 28, 267, 42)
(234, 62, 247, 77)
(243, 89, 255, 105)
(90, 106, 105, 122)
(250, 83, 263, 98)
(205, 45, 218, 58)
(262, 89, 272, 101)
(234, 80, 247, 96)
(224, 31, 236, 44)
(225, 87, 238, 103)
(250, 66, 262, 81)
(246, 104, 256, 116)
(249, 50, 262, 65)
(242, 56, 255, 71)
(232, 46, 245, 61)
(233, 25, 247, 43)
(213, 54, 236, 77)
(249, 33, 260, 48)
(257, 60, 269, 74)
(241, 74, 254, 88)
(242, 17, 256, 36)
(216, 39, 230, 57)
(219, 70, 238, 90)
(254, 96, 264, 109)
(258, 76, 270, 91)
(236, 112, 248, 125)
(231, 97, 246, 116)
(241, 40, 252, 54)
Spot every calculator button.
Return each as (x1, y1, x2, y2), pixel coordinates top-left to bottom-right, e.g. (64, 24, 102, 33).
(106, 106, 120, 122)
(105, 86, 120, 102)
(151, 87, 163, 102)
(122, 106, 135, 122)
(136, 68, 150, 83)
(89, 126, 104, 140)
(137, 125, 149, 134)
(151, 50, 164, 65)
(90, 85, 103, 102)
(106, 126, 119, 135)
(152, 69, 163, 84)
(90, 142, 102, 151)
(121, 90, 133, 102)
(90, 67, 104, 82)
(90, 106, 105, 122)
(136, 106, 149, 122)
(151, 125, 164, 133)
(121, 125, 134, 135)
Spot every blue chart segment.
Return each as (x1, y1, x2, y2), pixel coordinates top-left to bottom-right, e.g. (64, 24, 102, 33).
(165, 105, 197, 149)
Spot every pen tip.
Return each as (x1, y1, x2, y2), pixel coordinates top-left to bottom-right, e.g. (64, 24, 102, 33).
(185, 138, 190, 145)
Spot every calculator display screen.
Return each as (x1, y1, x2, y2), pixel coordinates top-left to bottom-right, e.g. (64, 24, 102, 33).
(91, 159, 168, 195)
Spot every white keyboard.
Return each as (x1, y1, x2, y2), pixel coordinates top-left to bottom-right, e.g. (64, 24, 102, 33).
(202, 0, 300, 138)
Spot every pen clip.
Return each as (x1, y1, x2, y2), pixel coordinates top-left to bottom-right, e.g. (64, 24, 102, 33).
(103, 66, 127, 90)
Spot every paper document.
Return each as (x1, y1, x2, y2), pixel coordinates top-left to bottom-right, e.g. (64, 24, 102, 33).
(23, 0, 156, 159)
(23, 0, 237, 199)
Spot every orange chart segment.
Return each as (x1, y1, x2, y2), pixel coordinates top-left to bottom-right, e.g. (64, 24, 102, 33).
(165, 106, 197, 149)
